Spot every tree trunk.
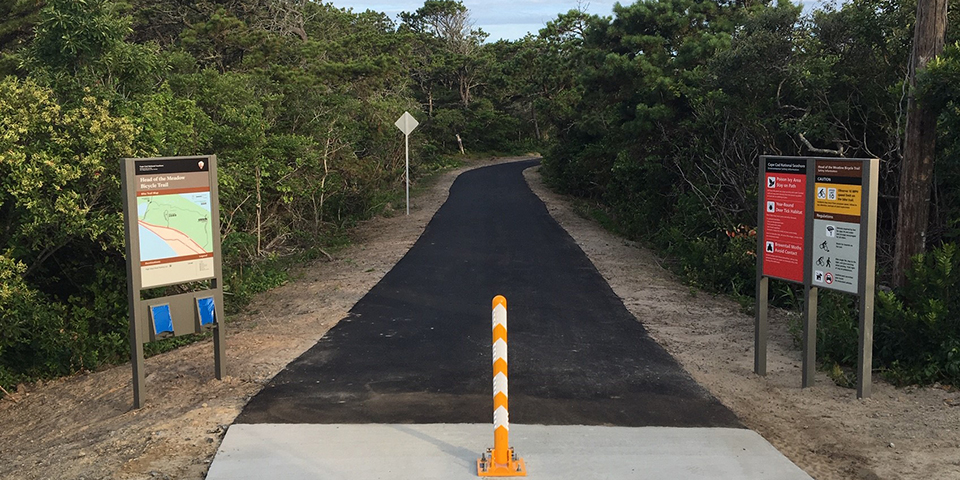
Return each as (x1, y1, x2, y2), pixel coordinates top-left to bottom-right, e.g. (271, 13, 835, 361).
(255, 164, 262, 256)
(532, 101, 541, 141)
(317, 135, 332, 232)
(893, 0, 948, 287)
(459, 77, 470, 106)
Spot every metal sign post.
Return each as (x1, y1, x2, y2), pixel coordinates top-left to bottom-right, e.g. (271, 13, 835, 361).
(394, 112, 420, 216)
(121, 155, 226, 408)
(756, 156, 878, 398)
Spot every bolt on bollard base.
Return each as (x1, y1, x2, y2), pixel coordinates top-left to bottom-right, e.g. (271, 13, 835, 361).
(477, 447, 526, 477)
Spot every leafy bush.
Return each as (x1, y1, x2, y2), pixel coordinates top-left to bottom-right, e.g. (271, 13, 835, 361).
(0, 256, 68, 388)
(776, 244, 960, 387)
(815, 291, 860, 367)
(876, 244, 960, 385)
(0, 77, 138, 390)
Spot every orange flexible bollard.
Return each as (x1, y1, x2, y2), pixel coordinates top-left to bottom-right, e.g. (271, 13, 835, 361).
(477, 295, 527, 477)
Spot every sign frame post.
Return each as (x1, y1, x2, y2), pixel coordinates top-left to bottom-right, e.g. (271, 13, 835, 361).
(394, 112, 420, 216)
(756, 156, 878, 398)
(857, 159, 879, 398)
(121, 155, 226, 408)
(802, 284, 818, 388)
(802, 165, 817, 389)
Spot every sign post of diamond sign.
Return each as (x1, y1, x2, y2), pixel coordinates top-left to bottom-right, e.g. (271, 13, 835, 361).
(121, 156, 226, 408)
(755, 156, 878, 399)
(395, 111, 420, 216)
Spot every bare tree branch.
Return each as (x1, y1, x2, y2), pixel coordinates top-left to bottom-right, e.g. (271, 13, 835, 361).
(798, 132, 845, 156)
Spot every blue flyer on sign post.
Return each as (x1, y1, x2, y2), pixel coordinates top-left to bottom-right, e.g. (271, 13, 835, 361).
(197, 297, 216, 327)
(150, 304, 174, 337)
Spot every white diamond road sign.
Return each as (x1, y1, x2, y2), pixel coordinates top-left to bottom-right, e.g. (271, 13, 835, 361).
(395, 111, 419, 136)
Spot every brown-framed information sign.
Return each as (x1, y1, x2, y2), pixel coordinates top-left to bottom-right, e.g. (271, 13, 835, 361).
(755, 156, 878, 398)
(121, 156, 226, 408)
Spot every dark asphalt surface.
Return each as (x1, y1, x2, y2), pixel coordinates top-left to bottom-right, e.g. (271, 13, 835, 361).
(236, 160, 740, 428)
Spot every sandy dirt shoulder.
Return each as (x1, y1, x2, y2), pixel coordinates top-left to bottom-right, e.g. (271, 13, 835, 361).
(523, 165, 960, 480)
(0, 157, 957, 480)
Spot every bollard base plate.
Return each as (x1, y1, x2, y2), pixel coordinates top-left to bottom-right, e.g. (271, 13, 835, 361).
(477, 449, 526, 477)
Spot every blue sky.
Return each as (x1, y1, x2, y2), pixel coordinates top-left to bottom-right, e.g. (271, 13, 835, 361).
(330, 1, 830, 41)
(331, 1, 623, 41)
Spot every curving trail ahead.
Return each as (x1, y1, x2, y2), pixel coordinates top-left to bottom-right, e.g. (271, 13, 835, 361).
(209, 160, 812, 480)
(236, 159, 738, 427)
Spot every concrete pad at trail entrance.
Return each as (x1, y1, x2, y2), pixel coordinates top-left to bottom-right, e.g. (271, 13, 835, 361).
(206, 424, 812, 480)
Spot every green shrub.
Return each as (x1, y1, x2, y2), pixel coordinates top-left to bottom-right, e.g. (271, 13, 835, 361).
(806, 243, 960, 387)
(0, 77, 138, 393)
(876, 243, 960, 385)
(815, 290, 860, 367)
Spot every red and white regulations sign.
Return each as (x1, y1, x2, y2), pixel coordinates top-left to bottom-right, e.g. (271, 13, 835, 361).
(761, 158, 807, 283)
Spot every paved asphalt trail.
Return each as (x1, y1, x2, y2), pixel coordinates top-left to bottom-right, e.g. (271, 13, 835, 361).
(237, 160, 740, 428)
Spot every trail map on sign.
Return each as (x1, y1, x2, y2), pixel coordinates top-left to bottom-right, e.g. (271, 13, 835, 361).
(137, 193, 213, 261)
(133, 157, 216, 288)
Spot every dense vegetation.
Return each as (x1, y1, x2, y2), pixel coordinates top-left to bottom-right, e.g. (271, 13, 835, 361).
(1, 0, 958, 393)
(0, 0, 538, 391)
(538, 0, 960, 386)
